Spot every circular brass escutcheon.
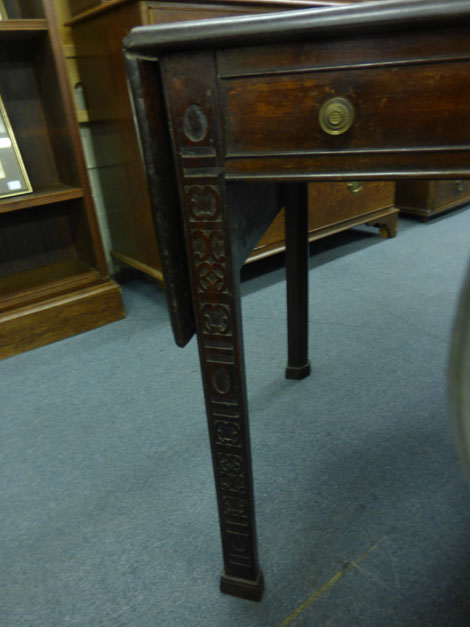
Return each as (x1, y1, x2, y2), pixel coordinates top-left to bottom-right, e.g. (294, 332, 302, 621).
(347, 181, 364, 195)
(319, 97, 355, 135)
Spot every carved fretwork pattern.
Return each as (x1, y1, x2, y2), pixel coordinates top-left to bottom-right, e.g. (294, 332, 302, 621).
(177, 95, 256, 575)
(223, 495, 249, 519)
(228, 537, 252, 568)
(217, 452, 245, 492)
(185, 184, 228, 294)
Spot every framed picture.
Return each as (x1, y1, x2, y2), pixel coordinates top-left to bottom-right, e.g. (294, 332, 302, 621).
(0, 1, 7, 20)
(0, 95, 32, 199)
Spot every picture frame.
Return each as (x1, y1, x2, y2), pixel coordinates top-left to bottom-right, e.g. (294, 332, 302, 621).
(0, 95, 32, 199)
(0, 1, 7, 20)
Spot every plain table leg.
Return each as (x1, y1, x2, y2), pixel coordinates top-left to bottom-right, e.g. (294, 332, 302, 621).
(284, 183, 311, 380)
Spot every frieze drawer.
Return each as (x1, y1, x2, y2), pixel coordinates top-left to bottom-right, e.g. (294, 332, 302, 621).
(221, 61, 470, 163)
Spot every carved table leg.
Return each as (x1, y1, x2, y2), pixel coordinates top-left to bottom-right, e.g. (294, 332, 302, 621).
(284, 183, 311, 380)
(182, 182, 264, 600)
(193, 196, 264, 599)
(161, 51, 263, 600)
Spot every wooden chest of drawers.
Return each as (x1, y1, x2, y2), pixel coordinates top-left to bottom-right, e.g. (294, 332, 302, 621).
(252, 181, 396, 260)
(396, 180, 470, 220)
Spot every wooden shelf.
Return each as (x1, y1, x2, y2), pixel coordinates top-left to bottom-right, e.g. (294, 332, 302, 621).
(0, 186, 84, 214)
(0, 259, 101, 311)
(0, 20, 48, 41)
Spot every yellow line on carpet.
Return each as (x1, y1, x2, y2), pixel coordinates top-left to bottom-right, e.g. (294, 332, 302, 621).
(279, 538, 386, 627)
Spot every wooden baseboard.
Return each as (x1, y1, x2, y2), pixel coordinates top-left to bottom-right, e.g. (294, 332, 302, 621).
(0, 279, 125, 360)
(398, 198, 470, 220)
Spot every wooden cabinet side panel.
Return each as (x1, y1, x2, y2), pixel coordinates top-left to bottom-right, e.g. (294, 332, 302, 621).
(72, 2, 163, 271)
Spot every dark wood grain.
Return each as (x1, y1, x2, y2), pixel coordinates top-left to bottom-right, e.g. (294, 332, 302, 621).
(222, 62, 470, 156)
(125, 54, 195, 347)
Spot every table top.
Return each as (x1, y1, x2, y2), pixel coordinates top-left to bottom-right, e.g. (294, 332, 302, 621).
(124, 0, 470, 53)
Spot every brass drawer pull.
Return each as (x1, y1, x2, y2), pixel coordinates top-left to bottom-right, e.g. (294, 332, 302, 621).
(347, 181, 364, 194)
(319, 97, 355, 136)
(455, 180, 464, 192)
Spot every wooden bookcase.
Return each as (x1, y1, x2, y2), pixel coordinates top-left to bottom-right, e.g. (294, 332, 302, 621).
(0, 0, 125, 359)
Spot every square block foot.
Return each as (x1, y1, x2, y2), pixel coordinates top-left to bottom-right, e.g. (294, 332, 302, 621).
(220, 571, 264, 601)
(285, 360, 311, 380)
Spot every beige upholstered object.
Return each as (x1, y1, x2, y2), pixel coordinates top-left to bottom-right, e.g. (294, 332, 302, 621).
(449, 259, 470, 479)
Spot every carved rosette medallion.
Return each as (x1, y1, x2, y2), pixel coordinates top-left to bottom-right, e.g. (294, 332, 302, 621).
(186, 185, 220, 221)
(201, 303, 231, 335)
(198, 263, 226, 292)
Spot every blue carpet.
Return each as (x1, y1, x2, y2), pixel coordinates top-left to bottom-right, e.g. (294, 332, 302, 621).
(1, 210, 470, 626)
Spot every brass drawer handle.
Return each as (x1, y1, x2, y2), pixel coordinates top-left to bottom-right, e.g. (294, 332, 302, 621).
(455, 180, 464, 192)
(347, 181, 364, 195)
(319, 97, 355, 136)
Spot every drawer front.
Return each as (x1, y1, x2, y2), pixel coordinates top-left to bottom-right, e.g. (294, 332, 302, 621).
(308, 181, 395, 229)
(433, 180, 470, 209)
(222, 61, 470, 157)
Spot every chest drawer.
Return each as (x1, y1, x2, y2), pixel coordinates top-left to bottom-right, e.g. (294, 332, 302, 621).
(433, 180, 470, 208)
(396, 179, 470, 219)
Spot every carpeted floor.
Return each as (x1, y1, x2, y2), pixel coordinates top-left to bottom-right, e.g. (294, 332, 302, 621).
(1, 209, 470, 626)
